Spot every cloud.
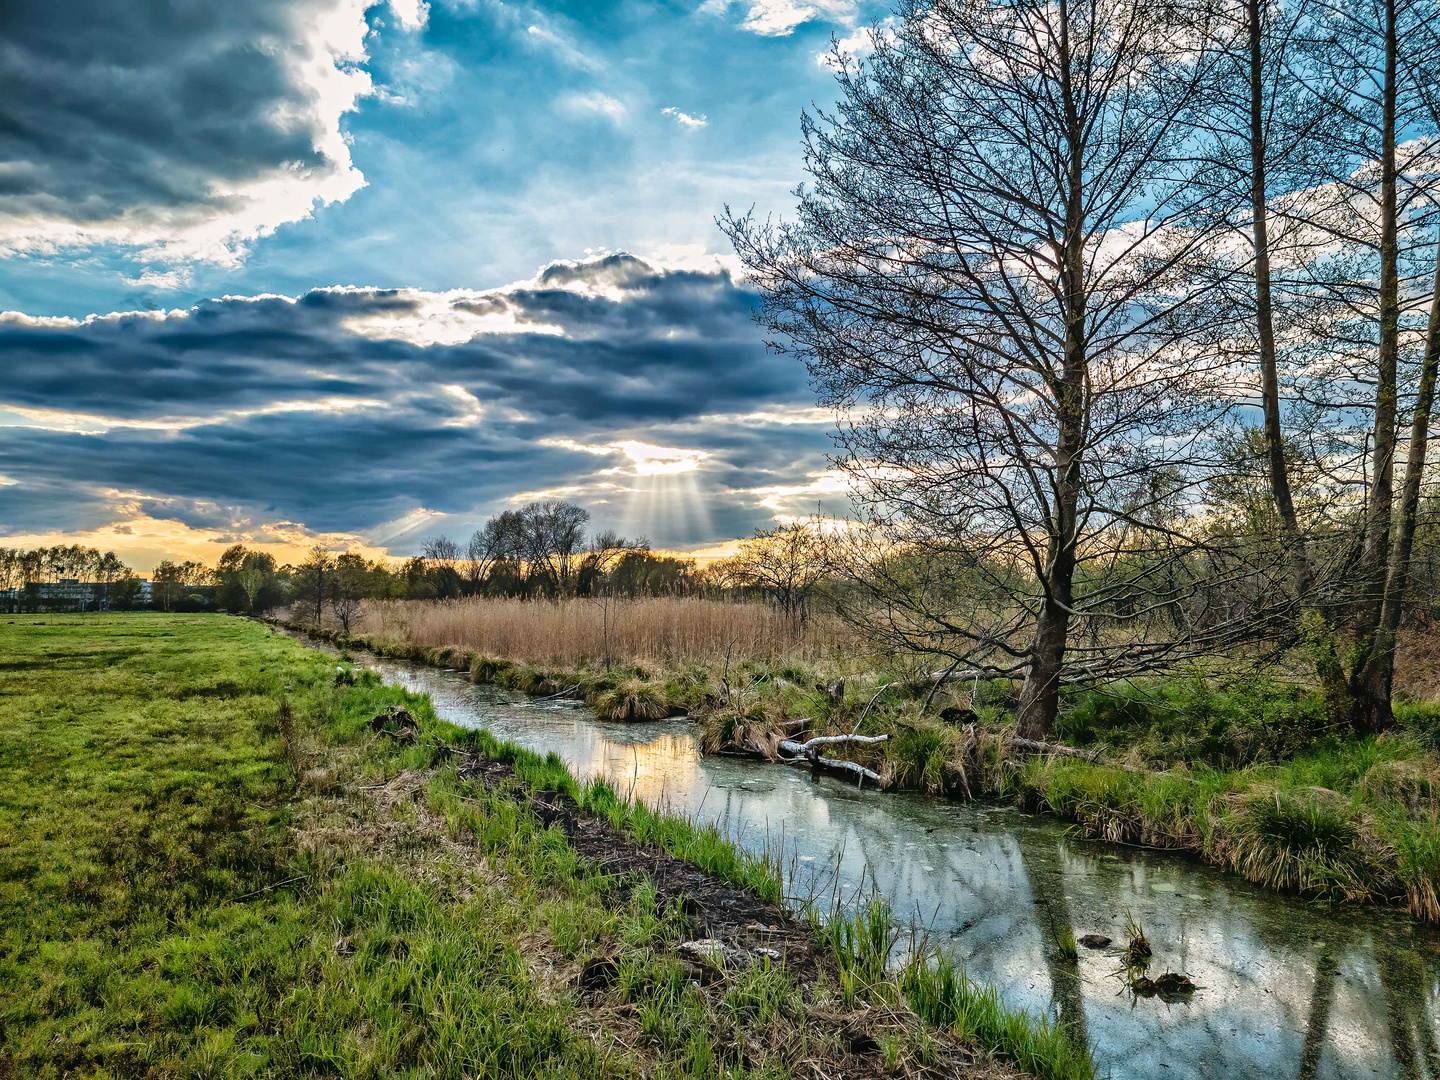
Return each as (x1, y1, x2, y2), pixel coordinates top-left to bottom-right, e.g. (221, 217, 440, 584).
(662, 107, 709, 129)
(118, 268, 195, 291)
(542, 438, 710, 475)
(700, 0, 855, 37)
(386, 0, 430, 30)
(0, 0, 391, 269)
(0, 254, 836, 553)
(563, 91, 628, 123)
(524, 21, 606, 72)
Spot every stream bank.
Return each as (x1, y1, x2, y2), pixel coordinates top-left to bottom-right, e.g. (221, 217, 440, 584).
(274, 617, 1440, 927)
(317, 636, 1440, 1080)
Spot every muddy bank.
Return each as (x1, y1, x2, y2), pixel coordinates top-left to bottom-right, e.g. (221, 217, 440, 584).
(459, 752, 826, 982)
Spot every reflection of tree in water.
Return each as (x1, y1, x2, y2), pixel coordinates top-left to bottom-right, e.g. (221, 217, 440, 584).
(1298, 950, 1336, 1080)
(1377, 945, 1440, 1080)
(1016, 836, 1089, 1050)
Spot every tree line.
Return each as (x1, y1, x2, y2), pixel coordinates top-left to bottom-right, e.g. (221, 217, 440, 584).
(1, 503, 834, 622)
(725, 0, 1440, 738)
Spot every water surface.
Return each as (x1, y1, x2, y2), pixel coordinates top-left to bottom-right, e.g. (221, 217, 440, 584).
(362, 653, 1440, 1080)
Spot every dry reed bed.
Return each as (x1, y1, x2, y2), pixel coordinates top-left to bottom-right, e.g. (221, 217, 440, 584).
(349, 597, 855, 667)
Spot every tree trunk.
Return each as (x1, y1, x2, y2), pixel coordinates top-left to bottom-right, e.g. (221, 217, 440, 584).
(1018, 1, 1085, 742)
(1249, 0, 1308, 593)
(1349, 0, 1401, 735)
(1018, 550, 1076, 740)
(1358, 241, 1440, 731)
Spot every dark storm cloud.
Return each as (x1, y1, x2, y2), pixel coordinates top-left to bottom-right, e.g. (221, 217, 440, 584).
(0, 0, 374, 261)
(0, 257, 802, 423)
(0, 256, 835, 547)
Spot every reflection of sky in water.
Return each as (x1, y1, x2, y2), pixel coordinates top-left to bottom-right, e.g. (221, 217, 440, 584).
(371, 658, 1440, 1080)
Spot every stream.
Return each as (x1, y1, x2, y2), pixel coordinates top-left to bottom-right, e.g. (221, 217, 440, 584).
(353, 649, 1440, 1080)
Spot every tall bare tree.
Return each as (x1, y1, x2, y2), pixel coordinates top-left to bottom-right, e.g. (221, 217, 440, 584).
(1281, 0, 1440, 730)
(726, 0, 1242, 737)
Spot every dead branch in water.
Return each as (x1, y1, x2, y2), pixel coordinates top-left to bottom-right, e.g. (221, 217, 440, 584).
(776, 732, 888, 786)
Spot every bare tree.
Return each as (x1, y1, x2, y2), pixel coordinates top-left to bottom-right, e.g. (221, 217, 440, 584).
(419, 535, 463, 599)
(1190, 0, 1339, 594)
(1274, 0, 1440, 730)
(296, 546, 334, 626)
(577, 530, 648, 596)
(726, 0, 1244, 737)
(328, 551, 375, 634)
(717, 522, 830, 624)
(519, 501, 590, 594)
(464, 519, 515, 595)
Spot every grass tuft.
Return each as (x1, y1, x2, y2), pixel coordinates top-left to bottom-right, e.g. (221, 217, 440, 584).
(899, 950, 1098, 1080)
(591, 678, 670, 722)
(1220, 788, 1390, 902)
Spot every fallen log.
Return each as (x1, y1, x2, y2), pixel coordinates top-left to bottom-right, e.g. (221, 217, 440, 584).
(776, 732, 888, 787)
(777, 753, 885, 786)
(781, 733, 890, 752)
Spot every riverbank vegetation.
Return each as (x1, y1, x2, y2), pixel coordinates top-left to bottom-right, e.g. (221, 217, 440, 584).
(1, 613, 1090, 1080)
(274, 603, 1440, 922)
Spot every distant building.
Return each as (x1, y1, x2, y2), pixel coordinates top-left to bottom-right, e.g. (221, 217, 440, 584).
(0, 578, 150, 611)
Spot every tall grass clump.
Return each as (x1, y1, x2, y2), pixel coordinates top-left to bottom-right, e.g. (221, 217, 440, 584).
(1219, 788, 1390, 901)
(591, 678, 670, 722)
(886, 720, 957, 795)
(1393, 820, 1440, 921)
(822, 900, 898, 989)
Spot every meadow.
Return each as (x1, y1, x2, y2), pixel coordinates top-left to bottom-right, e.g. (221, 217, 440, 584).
(0, 613, 1090, 1080)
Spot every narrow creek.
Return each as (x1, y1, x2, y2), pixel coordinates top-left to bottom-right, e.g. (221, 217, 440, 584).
(356, 649, 1440, 1080)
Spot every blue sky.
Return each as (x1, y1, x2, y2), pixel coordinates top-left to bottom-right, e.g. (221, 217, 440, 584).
(0, 0, 884, 570)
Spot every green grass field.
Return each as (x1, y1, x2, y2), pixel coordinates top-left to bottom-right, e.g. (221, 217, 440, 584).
(0, 614, 1085, 1080)
(0, 614, 647, 1078)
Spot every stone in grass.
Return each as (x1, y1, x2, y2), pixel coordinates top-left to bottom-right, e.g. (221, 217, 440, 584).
(676, 938, 751, 970)
(369, 705, 419, 743)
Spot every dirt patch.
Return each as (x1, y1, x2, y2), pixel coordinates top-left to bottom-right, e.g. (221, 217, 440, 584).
(461, 755, 823, 981)
(455, 755, 1019, 1080)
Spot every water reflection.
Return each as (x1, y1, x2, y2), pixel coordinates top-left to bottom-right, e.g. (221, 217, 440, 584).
(369, 657, 1440, 1080)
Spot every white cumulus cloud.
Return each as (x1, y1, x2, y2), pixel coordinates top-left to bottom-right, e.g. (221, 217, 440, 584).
(662, 107, 708, 128)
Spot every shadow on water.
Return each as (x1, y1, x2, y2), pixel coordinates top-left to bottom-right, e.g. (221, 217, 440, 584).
(363, 653, 1440, 1080)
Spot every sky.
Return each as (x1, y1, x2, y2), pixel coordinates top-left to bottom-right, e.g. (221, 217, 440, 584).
(0, 0, 886, 572)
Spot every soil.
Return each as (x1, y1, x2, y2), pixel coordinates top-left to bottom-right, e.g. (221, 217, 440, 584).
(460, 755, 824, 979)
(454, 753, 1020, 1079)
